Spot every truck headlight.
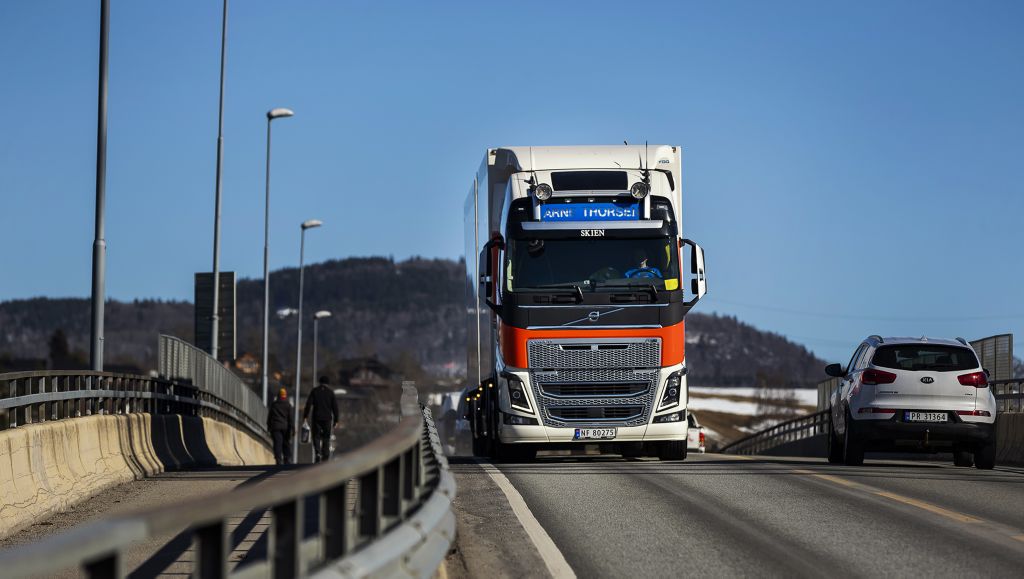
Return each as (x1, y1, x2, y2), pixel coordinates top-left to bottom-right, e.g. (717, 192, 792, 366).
(534, 183, 553, 201)
(505, 374, 532, 413)
(657, 370, 683, 411)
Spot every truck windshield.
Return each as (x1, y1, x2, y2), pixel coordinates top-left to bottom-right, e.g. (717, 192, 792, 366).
(506, 237, 679, 292)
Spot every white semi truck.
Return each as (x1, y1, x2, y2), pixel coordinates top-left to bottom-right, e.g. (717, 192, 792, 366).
(463, 145, 708, 461)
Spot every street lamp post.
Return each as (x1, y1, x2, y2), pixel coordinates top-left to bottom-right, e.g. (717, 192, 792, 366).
(312, 310, 332, 391)
(89, 0, 110, 371)
(311, 310, 332, 464)
(293, 219, 322, 460)
(261, 107, 295, 404)
(209, 0, 229, 360)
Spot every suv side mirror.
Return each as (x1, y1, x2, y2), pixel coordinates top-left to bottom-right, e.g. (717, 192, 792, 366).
(825, 363, 846, 378)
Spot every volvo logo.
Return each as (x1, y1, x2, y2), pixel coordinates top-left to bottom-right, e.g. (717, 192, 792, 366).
(921, 377, 934, 384)
(587, 311, 601, 322)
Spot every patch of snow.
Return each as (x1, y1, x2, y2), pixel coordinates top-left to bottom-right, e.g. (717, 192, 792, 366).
(690, 386, 818, 407)
(687, 397, 760, 415)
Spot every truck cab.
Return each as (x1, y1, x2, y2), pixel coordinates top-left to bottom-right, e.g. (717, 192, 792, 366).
(464, 145, 707, 461)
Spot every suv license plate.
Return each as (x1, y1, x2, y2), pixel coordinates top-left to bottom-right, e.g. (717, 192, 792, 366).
(574, 428, 616, 440)
(905, 411, 948, 423)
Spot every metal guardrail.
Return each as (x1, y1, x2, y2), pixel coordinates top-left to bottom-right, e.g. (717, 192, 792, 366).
(729, 377, 1023, 456)
(159, 334, 267, 429)
(0, 370, 268, 444)
(993, 379, 1024, 413)
(0, 384, 456, 579)
(720, 410, 828, 455)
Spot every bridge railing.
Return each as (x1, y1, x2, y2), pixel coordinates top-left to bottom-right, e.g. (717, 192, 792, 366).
(0, 370, 268, 443)
(158, 334, 266, 428)
(727, 377, 1023, 456)
(0, 384, 455, 579)
(720, 410, 828, 455)
(992, 379, 1024, 413)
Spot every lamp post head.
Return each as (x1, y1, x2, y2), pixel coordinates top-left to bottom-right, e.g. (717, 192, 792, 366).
(267, 108, 295, 120)
(301, 219, 323, 230)
(276, 307, 298, 319)
(314, 310, 332, 319)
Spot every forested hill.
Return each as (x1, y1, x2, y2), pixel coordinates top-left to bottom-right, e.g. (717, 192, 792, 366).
(0, 256, 827, 387)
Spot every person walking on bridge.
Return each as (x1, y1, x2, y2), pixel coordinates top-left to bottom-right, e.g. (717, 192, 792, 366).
(267, 388, 294, 465)
(304, 375, 339, 463)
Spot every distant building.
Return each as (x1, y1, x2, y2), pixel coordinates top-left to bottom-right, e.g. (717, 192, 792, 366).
(234, 352, 260, 376)
(337, 357, 393, 388)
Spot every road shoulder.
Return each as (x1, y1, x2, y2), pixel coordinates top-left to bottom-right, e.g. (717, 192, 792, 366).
(447, 459, 552, 579)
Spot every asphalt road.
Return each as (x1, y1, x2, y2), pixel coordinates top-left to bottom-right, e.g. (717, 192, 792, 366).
(449, 453, 1024, 578)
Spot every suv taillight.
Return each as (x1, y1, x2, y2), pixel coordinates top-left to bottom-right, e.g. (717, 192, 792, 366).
(861, 368, 897, 385)
(699, 431, 705, 445)
(957, 371, 988, 388)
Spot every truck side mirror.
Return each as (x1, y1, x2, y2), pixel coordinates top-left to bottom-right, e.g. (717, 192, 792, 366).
(682, 239, 707, 307)
(481, 237, 504, 315)
(825, 363, 846, 378)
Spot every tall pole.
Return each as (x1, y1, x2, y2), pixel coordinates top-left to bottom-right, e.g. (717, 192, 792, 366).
(260, 109, 294, 404)
(313, 316, 319, 397)
(292, 229, 307, 460)
(261, 119, 272, 404)
(89, 0, 110, 372)
(210, 0, 229, 360)
(311, 314, 319, 464)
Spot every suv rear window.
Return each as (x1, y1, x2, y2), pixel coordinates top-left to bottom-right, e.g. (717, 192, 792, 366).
(871, 345, 978, 372)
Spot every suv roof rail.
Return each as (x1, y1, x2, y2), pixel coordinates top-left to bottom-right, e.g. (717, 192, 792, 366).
(955, 336, 969, 346)
(868, 334, 884, 344)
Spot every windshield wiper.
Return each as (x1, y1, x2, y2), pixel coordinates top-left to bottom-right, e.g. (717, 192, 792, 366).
(518, 282, 586, 302)
(597, 281, 658, 301)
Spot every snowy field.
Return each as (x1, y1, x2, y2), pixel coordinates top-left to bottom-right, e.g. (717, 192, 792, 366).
(689, 386, 819, 407)
(687, 397, 761, 415)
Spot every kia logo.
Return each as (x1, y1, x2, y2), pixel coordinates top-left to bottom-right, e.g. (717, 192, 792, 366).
(921, 377, 934, 384)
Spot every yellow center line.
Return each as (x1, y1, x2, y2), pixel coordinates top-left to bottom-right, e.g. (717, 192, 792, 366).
(872, 491, 983, 524)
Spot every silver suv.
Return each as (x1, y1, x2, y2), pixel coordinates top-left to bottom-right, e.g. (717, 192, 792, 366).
(825, 336, 997, 469)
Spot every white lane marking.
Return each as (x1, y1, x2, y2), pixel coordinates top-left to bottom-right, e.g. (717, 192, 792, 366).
(479, 462, 576, 579)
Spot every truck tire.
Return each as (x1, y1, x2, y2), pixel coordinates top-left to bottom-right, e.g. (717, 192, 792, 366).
(471, 434, 488, 458)
(826, 412, 844, 464)
(657, 440, 687, 461)
(620, 443, 643, 458)
(495, 441, 537, 463)
(843, 410, 865, 466)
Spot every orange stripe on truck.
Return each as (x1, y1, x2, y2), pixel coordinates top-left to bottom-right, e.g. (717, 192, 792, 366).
(499, 320, 685, 368)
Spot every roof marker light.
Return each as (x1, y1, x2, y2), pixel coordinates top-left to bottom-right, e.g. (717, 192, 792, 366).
(630, 182, 650, 199)
(534, 183, 553, 201)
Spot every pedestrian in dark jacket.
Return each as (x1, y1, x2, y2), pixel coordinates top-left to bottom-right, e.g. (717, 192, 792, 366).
(304, 376, 339, 463)
(267, 388, 294, 465)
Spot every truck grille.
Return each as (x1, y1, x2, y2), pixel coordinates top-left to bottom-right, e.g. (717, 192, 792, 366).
(548, 406, 644, 421)
(540, 383, 649, 398)
(527, 338, 661, 428)
(528, 338, 661, 369)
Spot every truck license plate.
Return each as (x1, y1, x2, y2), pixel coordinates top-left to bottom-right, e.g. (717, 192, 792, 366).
(905, 411, 948, 423)
(574, 428, 616, 440)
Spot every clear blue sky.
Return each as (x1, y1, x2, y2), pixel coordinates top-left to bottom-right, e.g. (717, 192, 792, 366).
(2, 1, 1022, 363)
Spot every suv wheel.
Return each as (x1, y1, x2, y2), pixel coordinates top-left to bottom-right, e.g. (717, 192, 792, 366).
(953, 449, 974, 468)
(843, 410, 865, 466)
(658, 440, 688, 461)
(975, 439, 996, 470)
(826, 411, 844, 464)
